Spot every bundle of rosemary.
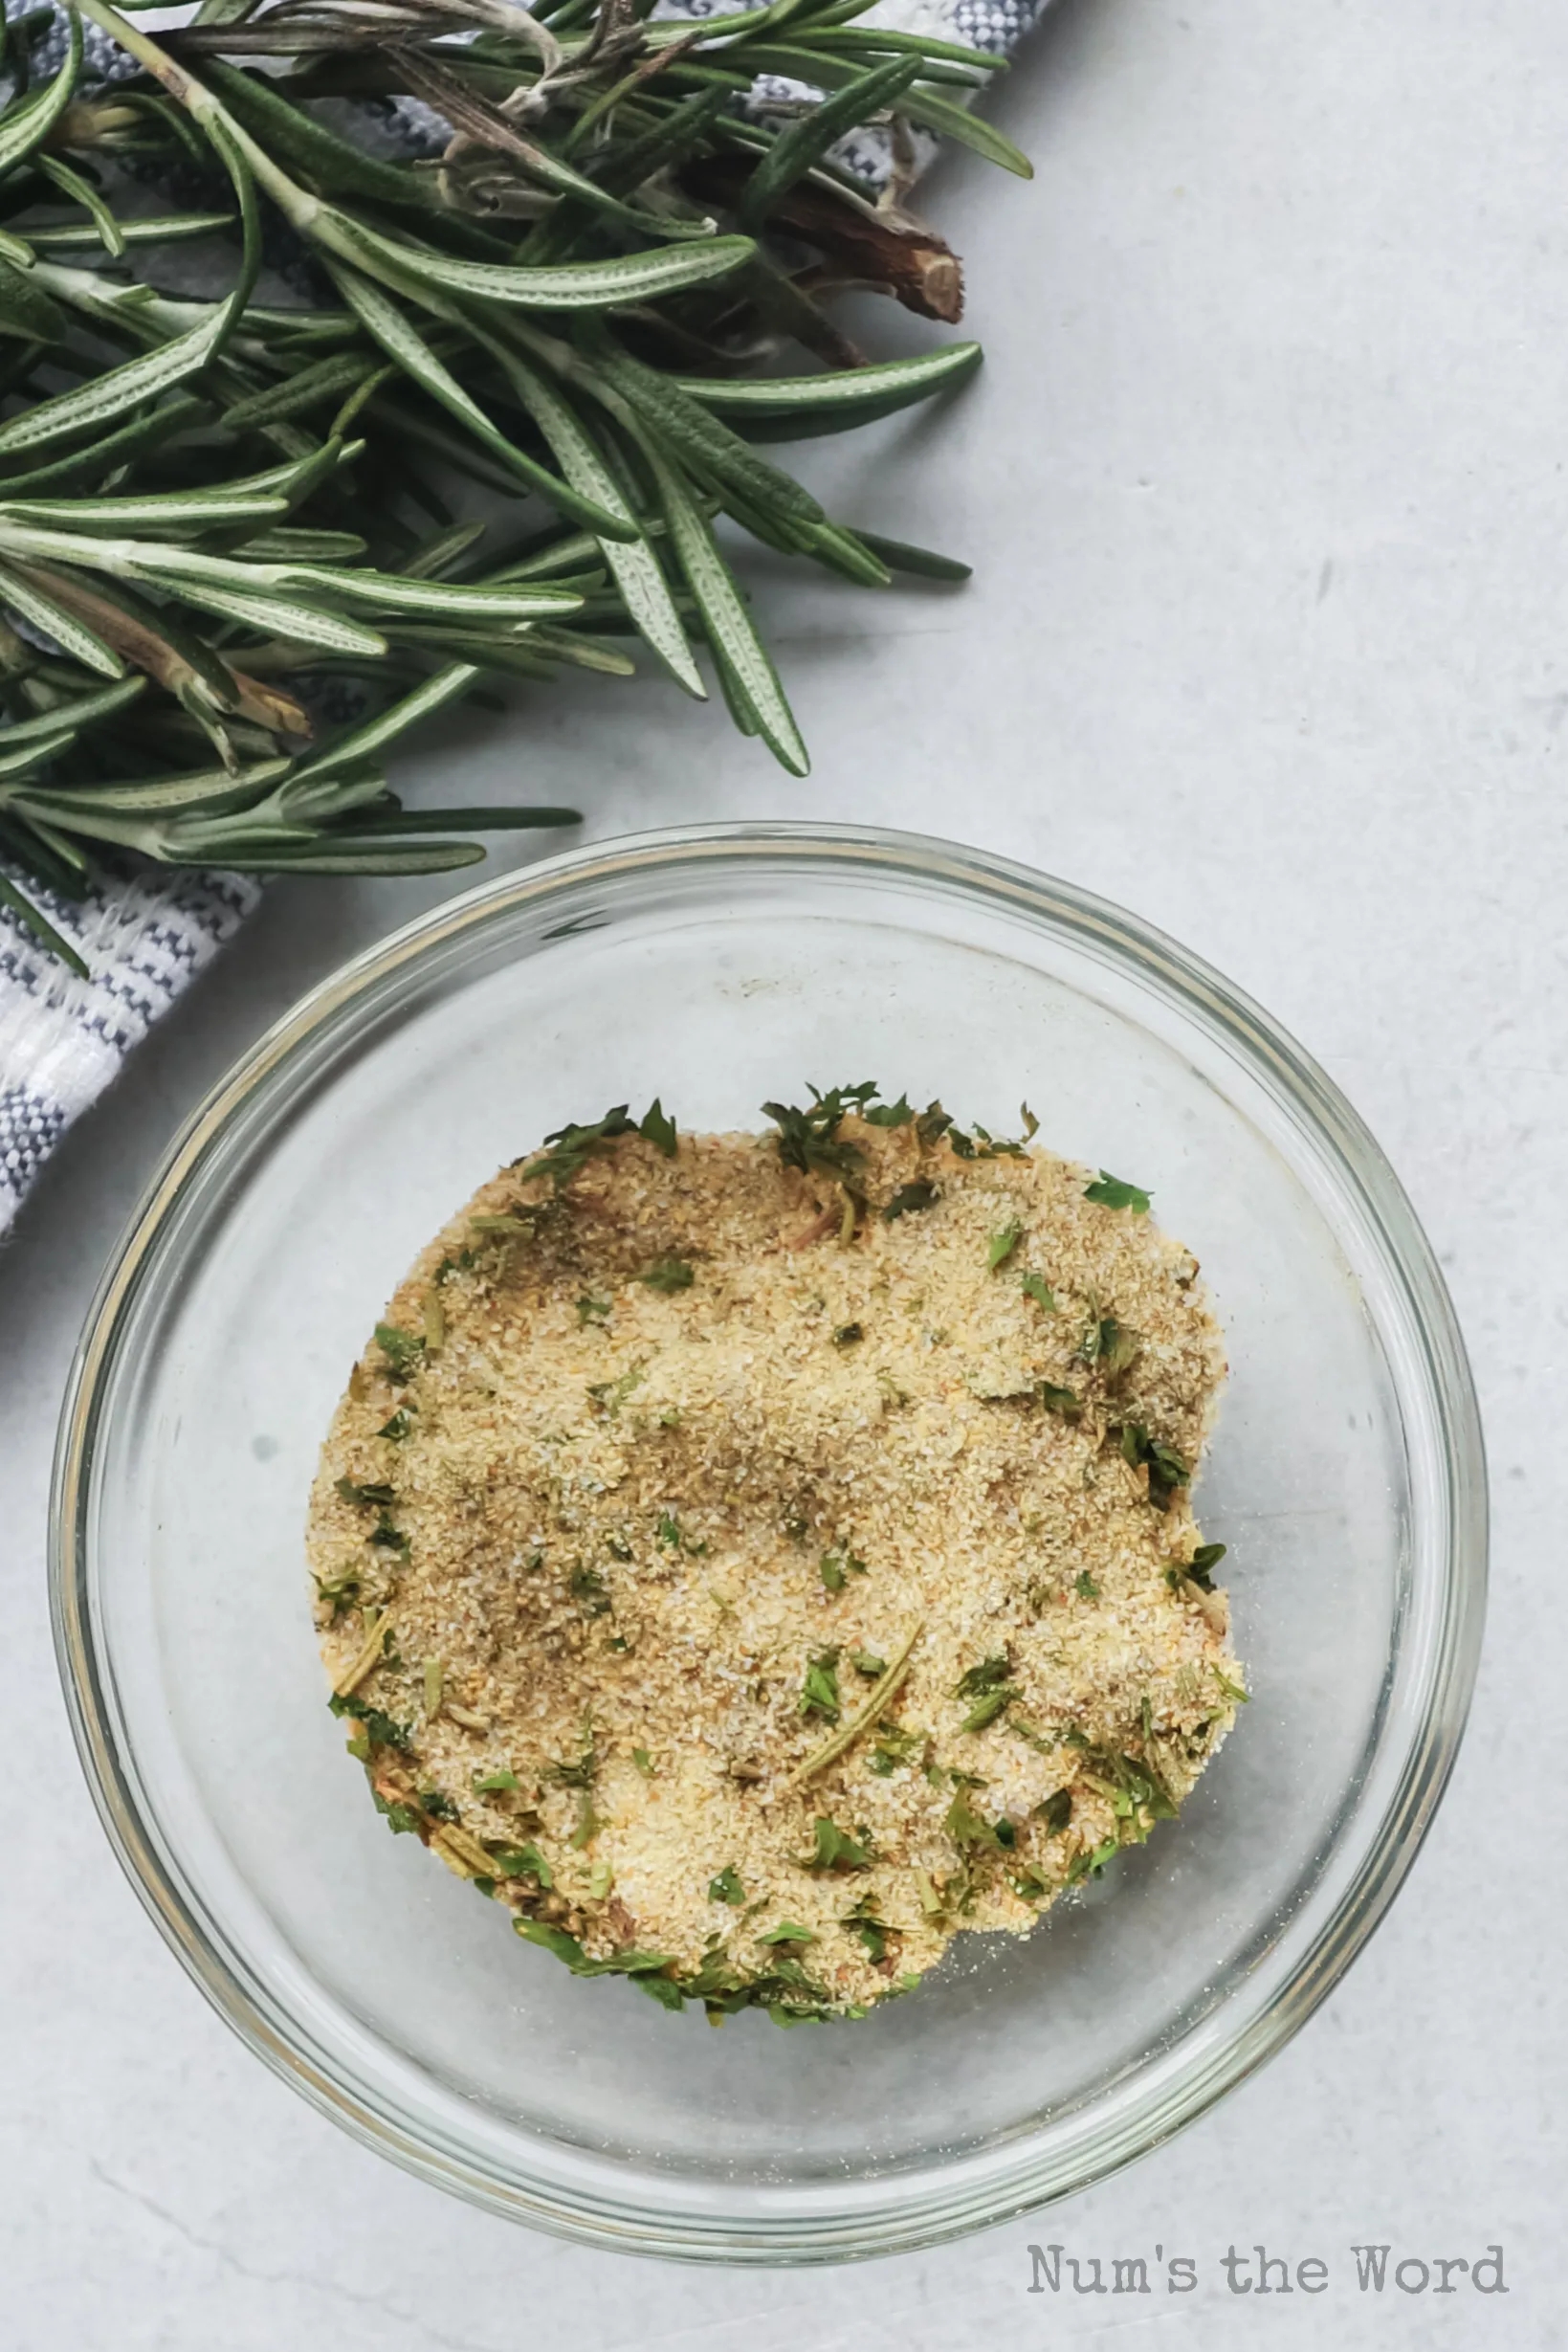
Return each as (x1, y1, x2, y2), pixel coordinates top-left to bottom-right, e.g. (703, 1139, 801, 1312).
(0, 0, 1028, 969)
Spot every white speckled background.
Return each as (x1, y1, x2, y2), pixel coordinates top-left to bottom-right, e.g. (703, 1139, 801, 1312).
(2, 0, 1561, 2341)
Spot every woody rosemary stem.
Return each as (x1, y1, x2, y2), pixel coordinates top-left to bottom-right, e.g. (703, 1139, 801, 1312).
(77, 0, 317, 224)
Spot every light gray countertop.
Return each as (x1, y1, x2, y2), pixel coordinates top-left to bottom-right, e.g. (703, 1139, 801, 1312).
(2, 0, 1561, 2342)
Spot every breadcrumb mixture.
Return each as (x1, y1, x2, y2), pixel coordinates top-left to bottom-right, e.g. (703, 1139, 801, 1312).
(308, 1093, 1243, 2024)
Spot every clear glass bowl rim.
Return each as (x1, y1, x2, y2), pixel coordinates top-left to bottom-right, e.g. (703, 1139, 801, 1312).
(49, 820, 1488, 2264)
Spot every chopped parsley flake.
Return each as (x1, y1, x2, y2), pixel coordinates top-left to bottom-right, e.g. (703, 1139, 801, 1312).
(328, 1691, 411, 1751)
(800, 1816, 873, 1871)
(335, 1476, 395, 1508)
(374, 1321, 424, 1382)
(954, 1654, 1013, 1700)
(960, 1686, 1019, 1734)
(819, 1550, 867, 1594)
(1119, 1423, 1192, 1505)
(641, 1256, 695, 1293)
(987, 1219, 1024, 1270)
(1083, 1315, 1139, 1376)
(944, 1785, 1003, 1852)
(762, 1083, 877, 1182)
(1021, 1271, 1056, 1311)
(570, 1563, 612, 1618)
(639, 1098, 678, 1158)
(1085, 1171, 1152, 1214)
(870, 1723, 926, 1775)
(709, 1865, 745, 1904)
(527, 1106, 637, 1190)
(1074, 1569, 1101, 1601)
(798, 1651, 842, 1720)
(883, 1180, 939, 1221)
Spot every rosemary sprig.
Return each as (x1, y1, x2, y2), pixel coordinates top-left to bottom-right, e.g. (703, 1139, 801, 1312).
(0, 0, 1028, 965)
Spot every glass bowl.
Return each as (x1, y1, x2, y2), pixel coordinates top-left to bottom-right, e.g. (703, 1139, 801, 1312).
(51, 823, 1486, 2263)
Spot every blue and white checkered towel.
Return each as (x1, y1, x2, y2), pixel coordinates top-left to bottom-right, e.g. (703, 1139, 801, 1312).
(0, 0, 1046, 1236)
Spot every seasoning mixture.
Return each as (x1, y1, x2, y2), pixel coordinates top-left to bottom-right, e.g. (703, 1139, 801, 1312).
(308, 1086, 1244, 2025)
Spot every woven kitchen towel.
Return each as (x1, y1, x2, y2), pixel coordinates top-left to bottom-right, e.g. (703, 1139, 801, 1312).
(0, 0, 1046, 1238)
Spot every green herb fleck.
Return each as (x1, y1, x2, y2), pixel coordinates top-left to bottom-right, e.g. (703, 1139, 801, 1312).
(372, 1791, 422, 1836)
(376, 1407, 415, 1441)
(313, 1568, 361, 1618)
(831, 1321, 863, 1346)
(586, 1364, 646, 1417)
(516, 1919, 675, 1980)
(374, 1321, 425, 1383)
(490, 1842, 553, 1886)
(954, 1654, 1013, 1701)
(850, 1649, 886, 1677)
(328, 1691, 411, 1752)
(819, 1550, 867, 1594)
(1119, 1423, 1192, 1506)
(762, 1083, 877, 1182)
(577, 1294, 611, 1323)
(570, 1563, 612, 1619)
(863, 1094, 914, 1128)
(419, 1789, 460, 1824)
(798, 1650, 842, 1720)
(547, 1726, 598, 1789)
(883, 1180, 939, 1221)
(847, 1899, 889, 1963)
(709, 1865, 745, 1904)
(473, 1768, 521, 1794)
(335, 1476, 396, 1508)
(1213, 1666, 1249, 1704)
(571, 1787, 603, 1849)
(1066, 1836, 1122, 1885)
(944, 1786, 1002, 1852)
(870, 1724, 926, 1775)
(631, 1746, 655, 1778)
(1083, 1315, 1139, 1376)
(987, 1219, 1024, 1271)
(960, 1686, 1020, 1734)
(639, 1099, 678, 1158)
(1021, 1271, 1056, 1312)
(1039, 1382, 1084, 1421)
(656, 1511, 681, 1547)
(1037, 1787, 1073, 1834)
(1085, 1170, 1152, 1214)
(641, 1256, 695, 1293)
(800, 1816, 873, 1871)
(1074, 1569, 1101, 1602)
(527, 1107, 637, 1190)
(758, 1920, 816, 1944)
